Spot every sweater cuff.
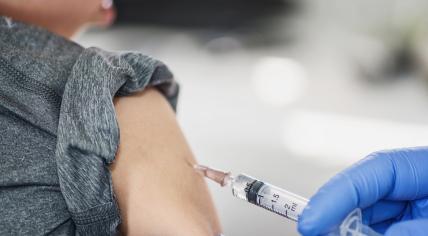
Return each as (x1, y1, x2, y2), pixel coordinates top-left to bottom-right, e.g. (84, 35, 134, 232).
(72, 202, 121, 235)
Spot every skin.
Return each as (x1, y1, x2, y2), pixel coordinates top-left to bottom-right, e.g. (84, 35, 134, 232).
(1, 3, 222, 235)
(111, 89, 222, 235)
(0, 0, 116, 37)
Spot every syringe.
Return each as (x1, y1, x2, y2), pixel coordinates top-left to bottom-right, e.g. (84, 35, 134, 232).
(195, 164, 382, 236)
(194, 165, 308, 222)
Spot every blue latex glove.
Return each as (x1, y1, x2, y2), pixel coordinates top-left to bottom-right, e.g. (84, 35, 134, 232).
(298, 147, 428, 236)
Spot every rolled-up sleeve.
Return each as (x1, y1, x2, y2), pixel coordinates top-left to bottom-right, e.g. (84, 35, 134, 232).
(56, 47, 179, 235)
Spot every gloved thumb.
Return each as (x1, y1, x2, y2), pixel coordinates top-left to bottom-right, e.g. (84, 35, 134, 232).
(385, 219, 428, 236)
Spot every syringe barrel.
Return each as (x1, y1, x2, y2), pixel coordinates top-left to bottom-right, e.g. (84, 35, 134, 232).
(230, 174, 308, 222)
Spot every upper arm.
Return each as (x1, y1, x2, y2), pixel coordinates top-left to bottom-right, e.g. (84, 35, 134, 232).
(110, 88, 222, 236)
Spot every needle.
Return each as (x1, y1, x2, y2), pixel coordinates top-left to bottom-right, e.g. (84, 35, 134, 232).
(194, 164, 232, 187)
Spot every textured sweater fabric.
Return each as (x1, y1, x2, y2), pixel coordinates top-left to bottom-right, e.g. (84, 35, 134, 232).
(0, 17, 178, 235)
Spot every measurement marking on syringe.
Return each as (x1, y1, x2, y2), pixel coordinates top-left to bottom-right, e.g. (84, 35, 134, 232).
(258, 204, 296, 221)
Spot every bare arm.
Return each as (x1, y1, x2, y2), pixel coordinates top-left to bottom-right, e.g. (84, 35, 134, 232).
(110, 88, 222, 236)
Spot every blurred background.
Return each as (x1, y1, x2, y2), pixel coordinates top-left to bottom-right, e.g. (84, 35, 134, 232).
(76, 0, 428, 235)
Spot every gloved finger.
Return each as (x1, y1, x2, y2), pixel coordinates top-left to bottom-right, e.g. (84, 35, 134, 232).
(298, 153, 395, 235)
(385, 219, 428, 236)
(362, 200, 407, 225)
(411, 198, 428, 218)
(384, 147, 428, 200)
(298, 147, 428, 236)
(371, 218, 395, 235)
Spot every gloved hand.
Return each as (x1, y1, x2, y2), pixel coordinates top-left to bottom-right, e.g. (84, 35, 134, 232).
(298, 147, 428, 236)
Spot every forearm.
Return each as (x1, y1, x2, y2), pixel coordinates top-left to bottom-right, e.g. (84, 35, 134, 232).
(110, 88, 222, 235)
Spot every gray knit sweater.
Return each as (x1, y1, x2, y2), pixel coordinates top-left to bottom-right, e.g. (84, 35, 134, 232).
(0, 17, 178, 235)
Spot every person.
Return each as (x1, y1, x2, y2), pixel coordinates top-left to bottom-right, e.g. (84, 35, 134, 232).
(298, 147, 428, 236)
(0, 0, 221, 235)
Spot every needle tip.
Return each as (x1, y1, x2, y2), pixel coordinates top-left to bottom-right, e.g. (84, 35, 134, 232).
(194, 164, 207, 171)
